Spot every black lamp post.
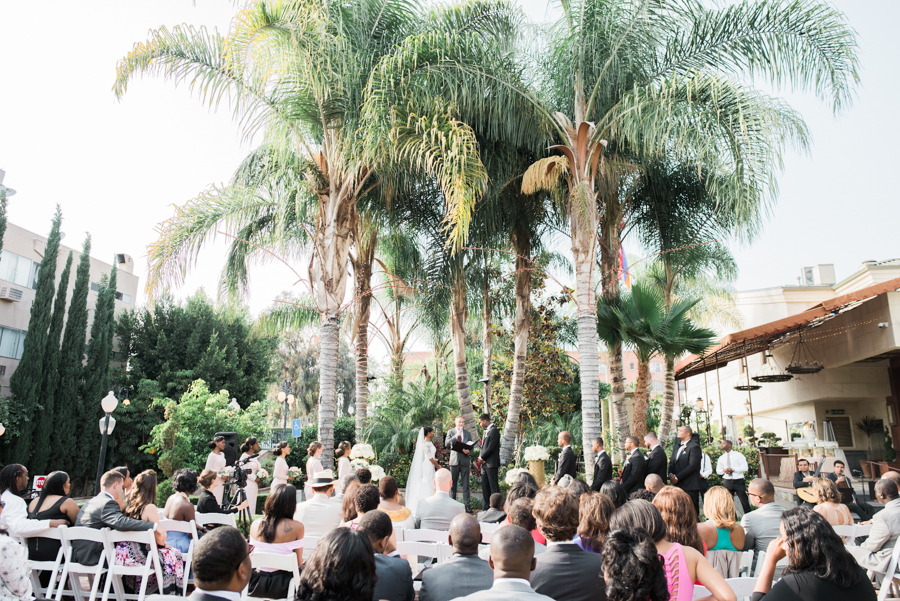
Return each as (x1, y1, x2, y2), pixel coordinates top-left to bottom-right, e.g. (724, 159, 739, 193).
(278, 379, 294, 440)
(94, 391, 119, 495)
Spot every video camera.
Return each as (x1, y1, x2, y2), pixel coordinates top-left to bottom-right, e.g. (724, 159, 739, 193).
(231, 452, 259, 488)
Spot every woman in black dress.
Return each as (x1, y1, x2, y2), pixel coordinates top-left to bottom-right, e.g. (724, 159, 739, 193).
(752, 507, 876, 601)
(26, 471, 80, 585)
(197, 469, 249, 515)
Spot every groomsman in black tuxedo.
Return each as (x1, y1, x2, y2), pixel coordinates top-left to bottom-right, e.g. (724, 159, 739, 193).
(477, 414, 500, 508)
(620, 436, 646, 495)
(668, 425, 703, 515)
(643, 431, 668, 485)
(590, 437, 612, 492)
(552, 431, 577, 485)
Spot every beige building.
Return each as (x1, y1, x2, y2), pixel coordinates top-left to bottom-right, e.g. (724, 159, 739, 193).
(0, 221, 140, 391)
(676, 260, 900, 468)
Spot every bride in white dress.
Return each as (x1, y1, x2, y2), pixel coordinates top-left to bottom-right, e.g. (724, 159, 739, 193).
(406, 426, 439, 515)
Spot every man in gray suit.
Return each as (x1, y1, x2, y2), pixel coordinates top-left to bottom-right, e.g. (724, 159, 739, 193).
(740, 478, 786, 571)
(446, 416, 475, 510)
(850, 479, 900, 572)
(72, 470, 164, 565)
(450, 525, 554, 601)
(188, 526, 252, 601)
(420, 514, 492, 601)
(417, 468, 466, 530)
(358, 510, 414, 601)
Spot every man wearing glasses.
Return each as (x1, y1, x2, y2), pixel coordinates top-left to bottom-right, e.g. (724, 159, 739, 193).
(740, 478, 786, 572)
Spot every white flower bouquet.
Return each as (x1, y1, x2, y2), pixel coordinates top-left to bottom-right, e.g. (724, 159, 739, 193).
(218, 466, 235, 480)
(287, 466, 302, 481)
(350, 443, 376, 461)
(256, 468, 270, 482)
(350, 458, 370, 470)
(523, 445, 550, 462)
(505, 468, 528, 486)
(369, 465, 386, 481)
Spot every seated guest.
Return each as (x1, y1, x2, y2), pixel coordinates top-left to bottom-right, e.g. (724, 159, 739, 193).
(600, 481, 626, 509)
(420, 514, 492, 601)
(163, 468, 201, 552)
(531, 487, 605, 601)
(752, 507, 876, 601)
(478, 493, 507, 524)
(601, 528, 669, 601)
(26, 471, 79, 585)
(742, 478, 787, 570)
(116, 470, 184, 594)
(294, 470, 342, 537)
(513, 470, 541, 490)
(188, 526, 252, 601)
(415, 469, 465, 530)
(0, 497, 33, 601)
(356, 467, 372, 485)
(341, 479, 362, 523)
(610, 500, 735, 601)
(453, 524, 554, 601)
(811, 478, 853, 527)
(113, 466, 134, 496)
(335, 473, 360, 502)
(506, 498, 545, 556)
(849, 479, 900, 573)
(357, 511, 414, 601)
(0, 464, 67, 537)
(574, 492, 614, 554)
(699, 486, 746, 578)
(793, 458, 815, 506)
(644, 474, 664, 494)
(197, 469, 249, 515)
(248, 484, 304, 599)
(378, 476, 415, 529)
(296, 528, 376, 601)
(344, 484, 381, 528)
(72, 470, 166, 566)
(563, 478, 591, 499)
(628, 489, 656, 502)
(826, 460, 873, 521)
(653, 486, 705, 554)
(504, 480, 545, 545)
(883, 471, 900, 486)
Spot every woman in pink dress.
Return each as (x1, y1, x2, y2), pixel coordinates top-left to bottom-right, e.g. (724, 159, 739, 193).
(608, 499, 735, 601)
(240, 437, 262, 515)
(304, 442, 323, 500)
(271, 442, 291, 490)
(204, 436, 227, 505)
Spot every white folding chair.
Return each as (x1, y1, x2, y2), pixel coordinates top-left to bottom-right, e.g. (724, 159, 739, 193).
(403, 529, 449, 544)
(397, 540, 442, 580)
(833, 524, 858, 545)
(21, 526, 67, 600)
(857, 524, 875, 538)
(102, 528, 168, 601)
(739, 549, 755, 577)
(157, 519, 199, 595)
(480, 530, 493, 544)
(876, 535, 900, 601)
(240, 552, 300, 601)
(194, 512, 237, 529)
(479, 522, 501, 533)
(57, 527, 111, 601)
(692, 585, 711, 600)
(393, 525, 406, 542)
(301, 535, 321, 561)
(724, 577, 758, 598)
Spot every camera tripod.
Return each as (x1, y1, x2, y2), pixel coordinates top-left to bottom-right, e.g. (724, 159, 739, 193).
(223, 482, 253, 529)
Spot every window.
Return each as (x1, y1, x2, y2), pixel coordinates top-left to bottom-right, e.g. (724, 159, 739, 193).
(629, 363, 635, 370)
(650, 361, 663, 373)
(651, 381, 664, 392)
(0, 326, 26, 360)
(599, 363, 607, 373)
(0, 250, 40, 289)
(90, 282, 133, 304)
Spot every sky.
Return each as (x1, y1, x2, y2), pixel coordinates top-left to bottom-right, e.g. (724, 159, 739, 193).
(1, 0, 898, 329)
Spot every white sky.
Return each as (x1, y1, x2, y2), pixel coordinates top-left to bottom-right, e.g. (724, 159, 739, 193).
(1, 0, 898, 334)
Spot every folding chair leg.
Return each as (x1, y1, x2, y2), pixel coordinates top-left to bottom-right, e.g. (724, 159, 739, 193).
(101, 568, 114, 601)
(88, 569, 105, 601)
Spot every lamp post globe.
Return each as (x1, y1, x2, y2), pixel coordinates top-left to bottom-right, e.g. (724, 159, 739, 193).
(277, 390, 286, 403)
(0, 422, 5, 437)
(101, 391, 119, 413)
(94, 392, 119, 494)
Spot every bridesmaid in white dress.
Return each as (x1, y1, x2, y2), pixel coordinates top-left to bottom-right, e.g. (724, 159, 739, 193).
(204, 436, 227, 505)
(336, 441, 352, 489)
(239, 436, 262, 515)
(305, 442, 324, 500)
(271, 442, 291, 490)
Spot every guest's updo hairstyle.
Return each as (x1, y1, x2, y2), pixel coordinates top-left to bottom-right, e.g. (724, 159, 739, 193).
(273, 441, 289, 457)
(335, 441, 352, 458)
(308, 441, 323, 457)
(602, 528, 669, 601)
(240, 437, 259, 454)
(173, 469, 198, 494)
(208, 435, 225, 450)
(199, 469, 218, 489)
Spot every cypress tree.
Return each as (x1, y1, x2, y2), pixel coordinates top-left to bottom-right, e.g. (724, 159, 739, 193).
(50, 235, 92, 474)
(0, 175, 8, 253)
(8, 207, 62, 464)
(31, 251, 73, 474)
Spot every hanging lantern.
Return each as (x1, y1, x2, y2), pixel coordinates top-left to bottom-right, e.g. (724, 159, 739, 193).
(752, 353, 794, 383)
(785, 330, 824, 374)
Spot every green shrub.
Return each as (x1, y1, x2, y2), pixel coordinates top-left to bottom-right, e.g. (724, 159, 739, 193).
(380, 451, 412, 488)
(702, 444, 760, 488)
(286, 416, 357, 467)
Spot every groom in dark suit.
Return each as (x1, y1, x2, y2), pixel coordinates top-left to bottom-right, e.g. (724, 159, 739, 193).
(552, 431, 577, 485)
(446, 415, 474, 510)
(477, 414, 500, 508)
(668, 425, 703, 515)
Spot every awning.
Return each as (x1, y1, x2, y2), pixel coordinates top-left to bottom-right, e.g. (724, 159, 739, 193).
(674, 276, 900, 380)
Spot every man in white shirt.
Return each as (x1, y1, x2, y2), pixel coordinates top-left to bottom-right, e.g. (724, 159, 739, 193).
(294, 470, 342, 538)
(188, 526, 252, 601)
(716, 440, 751, 513)
(0, 464, 67, 536)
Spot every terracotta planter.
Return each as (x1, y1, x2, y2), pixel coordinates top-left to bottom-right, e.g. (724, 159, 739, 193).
(529, 460, 546, 488)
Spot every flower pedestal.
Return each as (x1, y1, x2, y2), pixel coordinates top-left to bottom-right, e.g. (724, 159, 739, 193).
(528, 460, 546, 488)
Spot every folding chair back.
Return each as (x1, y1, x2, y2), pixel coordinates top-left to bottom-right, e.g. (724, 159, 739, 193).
(157, 519, 199, 594)
(195, 512, 237, 528)
(403, 529, 449, 544)
(857, 524, 874, 538)
(739, 550, 755, 577)
(480, 530, 493, 544)
(239, 552, 301, 601)
(724, 577, 758, 598)
(877, 536, 900, 601)
(393, 525, 405, 541)
(58, 527, 111, 601)
(300, 535, 321, 561)
(21, 526, 67, 600)
(691, 586, 711, 600)
(833, 524, 857, 545)
(102, 528, 167, 601)
(479, 522, 501, 533)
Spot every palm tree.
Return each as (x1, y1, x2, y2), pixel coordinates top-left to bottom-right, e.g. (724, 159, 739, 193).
(114, 0, 520, 468)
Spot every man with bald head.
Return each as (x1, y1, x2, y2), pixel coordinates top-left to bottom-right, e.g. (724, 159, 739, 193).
(415, 468, 465, 530)
(882, 470, 900, 486)
(420, 514, 492, 601)
(450, 525, 554, 601)
(644, 473, 664, 494)
(740, 478, 785, 572)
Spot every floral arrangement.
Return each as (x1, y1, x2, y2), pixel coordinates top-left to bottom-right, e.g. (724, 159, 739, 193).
(350, 443, 376, 461)
(369, 465, 386, 481)
(255, 468, 269, 483)
(350, 458, 370, 470)
(218, 466, 235, 480)
(287, 466, 302, 481)
(505, 468, 528, 485)
(523, 445, 550, 462)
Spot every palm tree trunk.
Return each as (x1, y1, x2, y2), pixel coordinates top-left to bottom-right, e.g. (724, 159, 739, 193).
(500, 245, 531, 464)
(482, 272, 492, 417)
(633, 360, 651, 440)
(317, 315, 341, 470)
(659, 356, 677, 444)
(450, 270, 477, 433)
(354, 234, 375, 441)
(600, 214, 627, 461)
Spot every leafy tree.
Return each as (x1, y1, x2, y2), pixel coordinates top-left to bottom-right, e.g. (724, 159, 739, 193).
(7, 207, 62, 464)
(365, 376, 458, 456)
(31, 252, 73, 474)
(50, 235, 92, 473)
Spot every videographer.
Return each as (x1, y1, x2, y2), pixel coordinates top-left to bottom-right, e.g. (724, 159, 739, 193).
(240, 438, 263, 515)
(198, 470, 249, 517)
